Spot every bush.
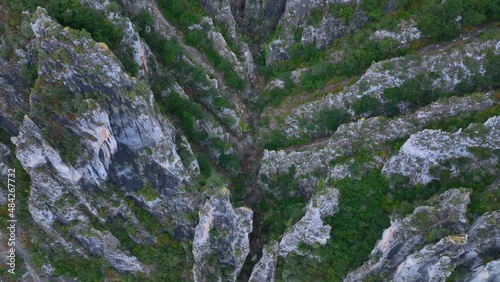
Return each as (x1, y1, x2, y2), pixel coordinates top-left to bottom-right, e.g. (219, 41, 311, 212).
(218, 153, 240, 173)
(352, 95, 381, 116)
(41, 122, 83, 165)
(46, 0, 124, 49)
(382, 73, 441, 117)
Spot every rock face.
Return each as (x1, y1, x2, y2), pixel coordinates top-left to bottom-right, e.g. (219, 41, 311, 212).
(346, 191, 500, 282)
(466, 260, 500, 282)
(192, 188, 253, 282)
(460, 211, 500, 273)
(241, 0, 288, 33)
(345, 189, 470, 281)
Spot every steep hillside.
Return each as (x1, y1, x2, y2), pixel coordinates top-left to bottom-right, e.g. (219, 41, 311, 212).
(0, 0, 499, 281)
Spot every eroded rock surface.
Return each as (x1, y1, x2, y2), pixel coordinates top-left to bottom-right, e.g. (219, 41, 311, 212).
(345, 189, 470, 281)
(192, 188, 253, 282)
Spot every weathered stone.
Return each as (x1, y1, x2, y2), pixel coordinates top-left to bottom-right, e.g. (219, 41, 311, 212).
(192, 188, 253, 282)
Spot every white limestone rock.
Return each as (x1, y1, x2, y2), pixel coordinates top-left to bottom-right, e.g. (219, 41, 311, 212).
(249, 241, 280, 282)
(345, 189, 470, 281)
(192, 188, 253, 282)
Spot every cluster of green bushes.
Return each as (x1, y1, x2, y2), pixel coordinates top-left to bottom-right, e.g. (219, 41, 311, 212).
(261, 51, 499, 149)
(301, 36, 404, 91)
(153, 1, 245, 90)
(259, 0, 500, 111)
(357, 52, 500, 120)
(103, 203, 193, 282)
(426, 103, 500, 132)
(141, 28, 234, 113)
(207, 137, 240, 173)
(45, 0, 123, 48)
(382, 73, 443, 117)
(44, 0, 138, 75)
(41, 122, 83, 165)
(257, 35, 404, 110)
(253, 73, 294, 112)
(262, 130, 311, 151)
(135, 13, 244, 175)
(328, 3, 357, 26)
(4, 0, 138, 75)
(311, 108, 351, 133)
(274, 171, 391, 281)
(157, 92, 240, 173)
(261, 107, 349, 150)
(256, 166, 306, 240)
(30, 82, 86, 165)
(351, 95, 380, 116)
(157, 0, 204, 31)
(157, 91, 204, 139)
(416, 0, 500, 42)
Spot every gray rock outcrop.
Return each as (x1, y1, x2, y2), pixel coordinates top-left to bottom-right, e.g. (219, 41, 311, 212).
(192, 188, 253, 282)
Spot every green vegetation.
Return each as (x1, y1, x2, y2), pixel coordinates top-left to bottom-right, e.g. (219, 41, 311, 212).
(154, 0, 245, 90)
(311, 108, 351, 133)
(157, 0, 204, 31)
(41, 122, 83, 165)
(258, 0, 500, 111)
(275, 147, 499, 280)
(275, 171, 391, 281)
(261, 107, 349, 150)
(5, 0, 138, 75)
(186, 29, 246, 90)
(137, 181, 159, 201)
(260, 196, 306, 241)
(30, 81, 87, 165)
(253, 73, 294, 112)
(107, 204, 193, 281)
(46, 0, 123, 48)
(352, 95, 380, 116)
(382, 73, 443, 117)
(382, 54, 500, 118)
(157, 91, 205, 139)
(425, 103, 500, 132)
(262, 130, 311, 151)
(416, 0, 500, 42)
(256, 166, 307, 240)
(47, 248, 106, 281)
